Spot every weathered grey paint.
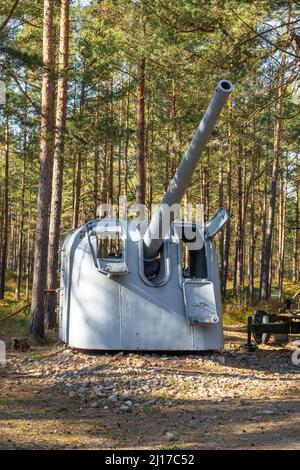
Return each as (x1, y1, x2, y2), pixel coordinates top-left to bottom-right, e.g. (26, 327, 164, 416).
(59, 214, 227, 351)
(59, 80, 234, 352)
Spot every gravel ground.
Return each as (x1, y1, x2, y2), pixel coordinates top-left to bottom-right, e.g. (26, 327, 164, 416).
(0, 326, 299, 449)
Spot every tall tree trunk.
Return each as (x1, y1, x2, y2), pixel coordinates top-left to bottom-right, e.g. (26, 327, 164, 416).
(222, 97, 233, 296)
(218, 162, 224, 286)
(100, 138, 108, 205)
(45, 0, 69, 328)
(94, 149, 100, 216)
(72, 77, 85, 228)
(248, 180, 255, 303)
(292, 181, 299, 282)
(259, 106, 271, 297)
(234, 159, 243, 295)
(123, 76, 130, 197)
(248, 101, 257, 303)
(108, 140, 114, 206)
(148, 87, 155, 215)
(0, 197, 3, 261)
(108, 78, 114, 207)
(102, 79, 113, 210)
(260, 53, 285, 300)
(29, 0, 55, 340)
(136, 56, 146, 205)
(0, 111, 9, 299)
(117, 97, 122, 218)
(277, 152, 287, 298)
(136, 0, 146, 205)
(72, 151, 82, 227)
(25, 191, 32, 302)
(241, 154, 247, 291)
(15, 111, 27, 300)
(204, 163, 210, 221)
(93, 81, 100, 217)
(170, 78, 177, 176)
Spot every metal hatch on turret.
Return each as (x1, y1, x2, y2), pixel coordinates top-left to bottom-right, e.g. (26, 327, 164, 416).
(86, 219, 129, 276)
(204, 207, 229, 239)
(183, 280, 219, 325)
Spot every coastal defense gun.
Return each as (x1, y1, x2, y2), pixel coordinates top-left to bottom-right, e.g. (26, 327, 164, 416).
(59, 80, 234, 351)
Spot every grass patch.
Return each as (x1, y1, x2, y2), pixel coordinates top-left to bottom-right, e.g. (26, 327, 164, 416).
(223, 278, 300, 325)
(0, 273, 30, 343)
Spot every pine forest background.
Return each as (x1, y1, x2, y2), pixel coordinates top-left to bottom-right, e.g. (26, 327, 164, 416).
(0, 0, 299, 340)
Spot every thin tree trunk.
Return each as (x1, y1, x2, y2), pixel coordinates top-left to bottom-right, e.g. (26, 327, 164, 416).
(93, 81, 100, 217)
(107, 101, 114, 253)
(248, 98, 258, 303)
(109, 140, 114, 206)
(170, 78, 177, 176)
(248, 139, 256, 303)
(277, 152, 287, 298)
(72, 151, 82, 227)
(29, 0, 55, 340)
(94, 150, 100, 216)
(136, 0, 146, 206)
(117, 99, 122, 218)
(148, 88, 155, 215)
(100, 138, 108, 205)
(124, 76, 130, 196)
(222, 97, 233, 296)
(241, 153, 247, 291)
(218, 162, 224, 287)
(72, 77, 85, 228)
(136, 56, 146, 204)
(45, 0, 69, 328)
(0, 196, 3, 260)
(260, 53, 285, 300)
(0, 112, 9, 299)
(248, 181, 256, 302)
(165, 80, 176, 193)
(259, 106, 271, 297)
(292, 181, 299, 282)
(234, 160, 243, 294)
(15, 108, 27, 300)
(25, 191, 32, 302)
(108, 79, 114, 207)
(204, 163, 210, 221)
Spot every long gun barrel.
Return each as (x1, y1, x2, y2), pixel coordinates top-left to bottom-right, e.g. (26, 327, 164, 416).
(143, 79, 234, 260)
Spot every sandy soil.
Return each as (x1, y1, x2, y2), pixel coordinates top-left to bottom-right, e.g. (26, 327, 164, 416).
(0, 326, 299, 450)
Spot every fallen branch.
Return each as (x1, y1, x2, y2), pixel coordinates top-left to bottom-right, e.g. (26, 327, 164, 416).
(0, 302, 31, 322)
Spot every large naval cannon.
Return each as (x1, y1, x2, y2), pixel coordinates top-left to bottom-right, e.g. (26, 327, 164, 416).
(59, 79, 234, 351)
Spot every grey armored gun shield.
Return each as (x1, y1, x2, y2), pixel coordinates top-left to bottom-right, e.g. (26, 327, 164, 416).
(59, 80, 234, 351)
